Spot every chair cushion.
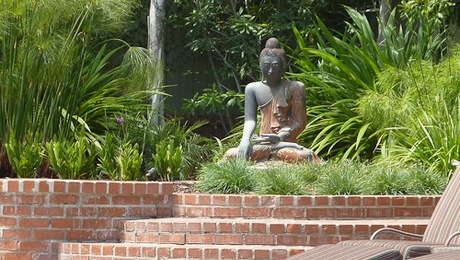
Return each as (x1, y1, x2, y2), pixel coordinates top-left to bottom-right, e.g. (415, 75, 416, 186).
(286, 244, 402, 260)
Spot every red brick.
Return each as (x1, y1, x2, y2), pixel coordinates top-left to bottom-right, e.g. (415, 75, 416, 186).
(331, 196, 346, 206)
(214, 234, 243, 244)
(2, 252, 33, 260)
(204, 248, 219, 259)
(338, 225, 354, 235)
(197, 194, 211, 205)
(19, 218, 49, 228)
(53, 181, 67, 193)
(91, 244, 102, 255)
(243, 207, 271, 218)
(235, 223, 249, 233)
(221, 248, 237, 258)
(67, 230, 97, 241)
(160, 222, 173, 232)
(286, 224, 302, 234)
(172, 222, 187, 232)
(34, 206, 64, 216)
(102, 244, 114, 255)
(271, 249, 288, 260)
(188, 248, 202, 258)
(38, 181, 49, 192)
(254, 249, 270, 259)
(22, 180, 37, 192)
(260, 196, 275, 206)
(82, 219, 110, 229)
(49, 194, 79, 204)
(0, 194, 14, 204)
(99, 207, 126, 217)
(314, 196, 330, 206)
(376, 196, 391, 206)
(8, 181, 19, 192)
(347, 196, 362, 206)
(237, 248, 253, 259)
(252, 223, 267, 233)
(306, 208, 334, 219)
(392, 196, 405, 206)
(185, 194, 197, 205)
(106, 182, 120, 194)
(161, 183, 174, 194)
(228, 195, 242, 206)
(67, 181, 81, 193)
(297, 196, 313, 206)
(187, 222, 201, 232)
(367, 208, 393, 218)
(94, 182, 107, 194)
(218, 222, 233, 233)
(112, 195, 140, 205)
(186, 234, 214, 244)
(134, 183, 147, 194)
(157, 247, 170, 257)
(277, 235, 308, 246)
(142, 247, 156, 257)
(244, 196, 259, 206)
(2, 229, 30, 239)
(303, 224, 319, 234)
(273, 208, 304, 218)
(279, 196, 294, 206)
(127, 246, 141, 256)
(81, 244, 91, 255)
(146, 183, 160, 194)
(245, 234, 275, 245)
(214, 207, 241, 217)
(269, 223, 285, 234)
(34, 230, 66, 240)
(159, 233, 185, 244)
(19, 241, 49, 251)
(82, 195, 110, 205)
(362, 196, 377, 206)
(406, 196, 420, 207)
(171, 247, 187, 258)
(82, 182, 95, 193)
(336, 208, 365, 218)
(212, 195, 227, 205)
(355, 225, 370, 234)
(202, 222, 217, 232)
(186, 206, 212, 217)
(17, 194, 47, 205)
(321, 224, 337, 234)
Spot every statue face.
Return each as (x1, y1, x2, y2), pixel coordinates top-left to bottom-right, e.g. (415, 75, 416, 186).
(261, 55, 284, 81)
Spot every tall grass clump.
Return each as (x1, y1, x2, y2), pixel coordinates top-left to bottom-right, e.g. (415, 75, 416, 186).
(0, 0, 161, 177)
(253, 164, 316, 195)
(195, 159, 254, 194)
(293, 2, 455, 161)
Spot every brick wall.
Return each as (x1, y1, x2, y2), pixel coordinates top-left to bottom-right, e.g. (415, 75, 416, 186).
(0, 179, 174, 260)
(0, 179, 440, 260)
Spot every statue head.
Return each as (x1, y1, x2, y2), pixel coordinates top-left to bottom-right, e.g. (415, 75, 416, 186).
(259, 37, 287, 80)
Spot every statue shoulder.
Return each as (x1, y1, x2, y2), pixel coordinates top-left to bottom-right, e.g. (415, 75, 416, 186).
(245, 81, 263, 94)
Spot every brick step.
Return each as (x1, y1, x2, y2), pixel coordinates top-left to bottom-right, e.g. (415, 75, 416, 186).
(172, 194, 438, 219)
(121, 217, 429, 246)
(58, 242, 311, 260)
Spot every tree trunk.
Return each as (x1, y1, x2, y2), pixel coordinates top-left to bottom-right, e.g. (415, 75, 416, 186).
(148, 0, 165, 125)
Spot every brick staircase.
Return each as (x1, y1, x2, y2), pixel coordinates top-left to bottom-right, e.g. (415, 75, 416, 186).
(0, 179, 437, 260)
(59, 192, 435, 260)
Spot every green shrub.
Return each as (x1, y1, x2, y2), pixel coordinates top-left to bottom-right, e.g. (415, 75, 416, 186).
(115, 142, 143, 181)
(152, 139, 184, 181)
(195, 159, 254, 194)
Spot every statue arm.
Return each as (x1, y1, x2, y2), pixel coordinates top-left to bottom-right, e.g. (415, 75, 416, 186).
(238, 84, 258, 158)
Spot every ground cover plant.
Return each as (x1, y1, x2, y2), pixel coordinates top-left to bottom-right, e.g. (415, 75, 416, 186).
(196, 159, 448, 195)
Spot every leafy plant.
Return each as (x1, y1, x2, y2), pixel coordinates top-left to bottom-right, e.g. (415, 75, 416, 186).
(151, 139, 184, 181)
(96, 133, 118, 179)
(115, 142, 143, 181)
(195, 159, 254, 194)
(45, 136, 97, 180)
(4, 133, 42, 178)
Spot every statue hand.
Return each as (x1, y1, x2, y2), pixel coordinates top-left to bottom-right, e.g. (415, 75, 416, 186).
(253, 134, 281, 144)
(237, 140, 252, 159)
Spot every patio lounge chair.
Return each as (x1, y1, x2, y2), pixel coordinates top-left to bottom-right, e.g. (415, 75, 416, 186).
(286, 244, 403, 260)
(286, 162, 460, 260)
